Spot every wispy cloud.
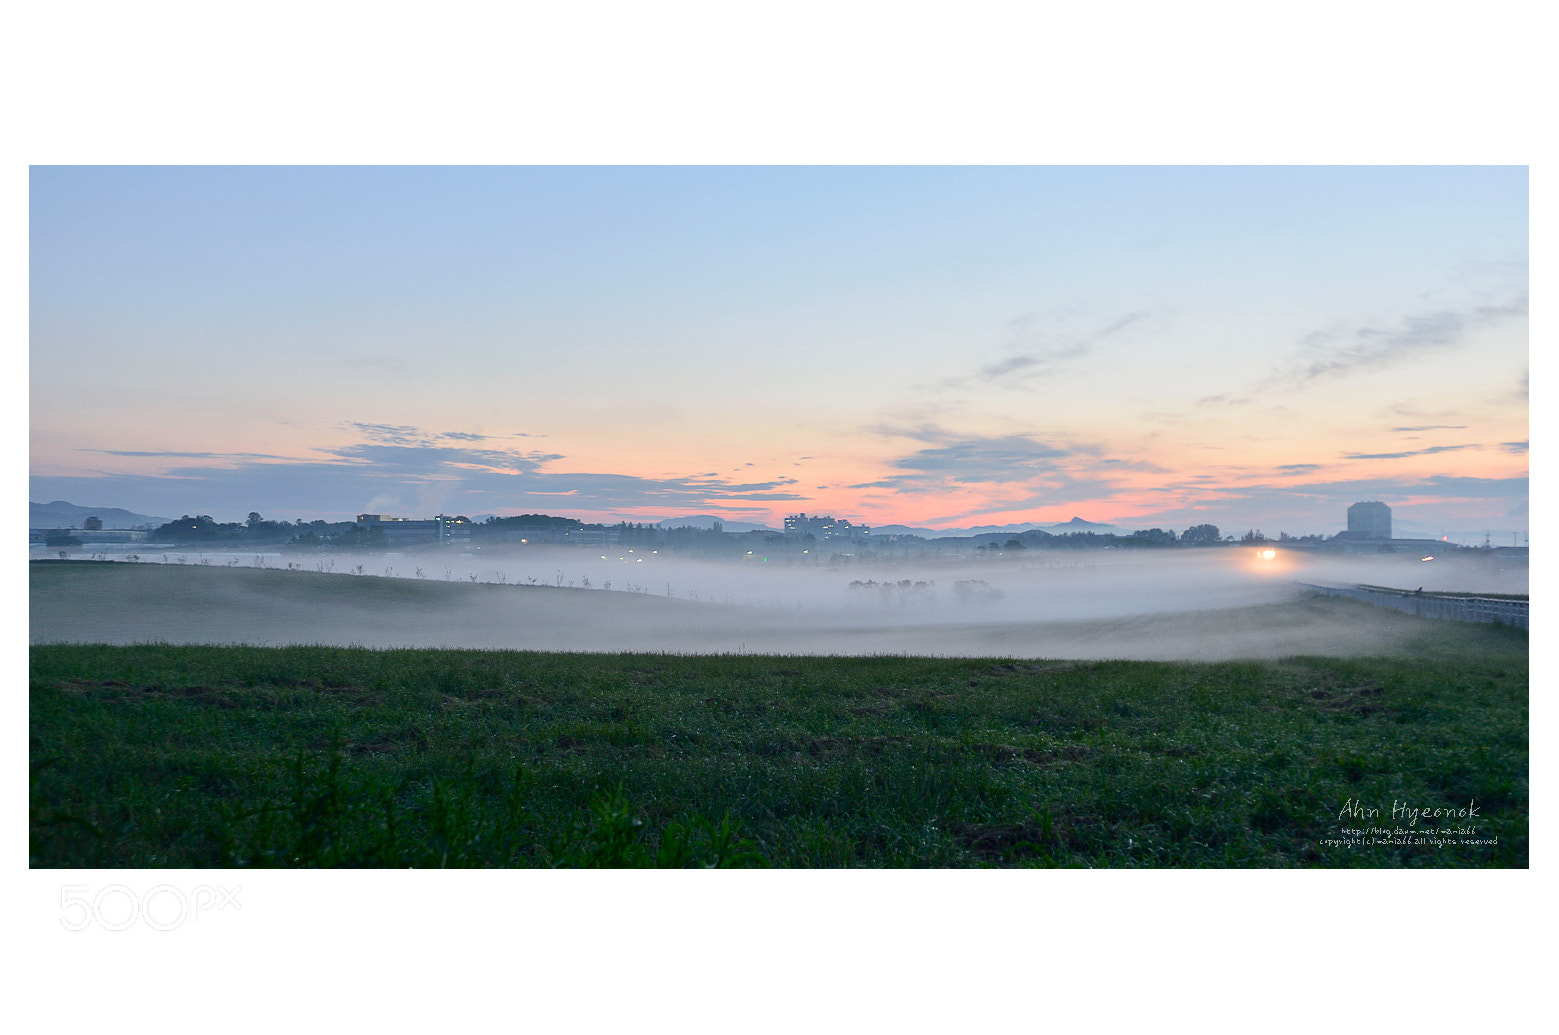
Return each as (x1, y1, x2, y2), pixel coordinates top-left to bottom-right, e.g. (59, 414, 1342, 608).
(91, 450, 292, 461)
(342, 423, 519, 446)
(861, 421, 962, 445)
(343, 422, 428, 445)
(1287, 297, 1525, 386)
(328, 442, 565, 475)
(848, 429, 1125, 521)
(976, 346, 1089, 382)
(1291, 474, 1528, 502)
(1341, 444, 1475, 461)
(1204, 295, 1527, 405)
(941, 310, 1149, 390)
(888, 436, 1076, 482)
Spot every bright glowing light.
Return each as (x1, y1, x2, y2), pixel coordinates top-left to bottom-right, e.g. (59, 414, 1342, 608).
(1422, 556, 1434, 562)
(1258, 549, 1276, 560)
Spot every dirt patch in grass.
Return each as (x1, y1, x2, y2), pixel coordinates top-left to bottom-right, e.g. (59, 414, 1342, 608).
(975, 743, 1095, 766)
(55, 678, 129, 693)
(801, 737, 850, 759)
(51, 679, 245, 708)
(1307, 684, 1390, 716)
(866, 686, 917, 698)
(847, 702, 895, 716)
(950, 819, 1067, 860)
(987, 662, 1096, 677)
(855, 735, 911, 755)
(311, 729, 429, 754)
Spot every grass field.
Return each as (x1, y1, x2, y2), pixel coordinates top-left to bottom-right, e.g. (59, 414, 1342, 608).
(30, 611, 1527, 867)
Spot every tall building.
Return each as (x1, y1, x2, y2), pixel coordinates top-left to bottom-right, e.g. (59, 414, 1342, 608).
(1323, 500, 1457, 555)
(1345, 501, 1392, 540)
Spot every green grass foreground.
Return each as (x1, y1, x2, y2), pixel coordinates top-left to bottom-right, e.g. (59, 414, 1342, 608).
(30, 623, 1528, 867)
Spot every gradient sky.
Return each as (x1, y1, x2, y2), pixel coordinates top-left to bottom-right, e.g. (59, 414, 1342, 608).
(30, 165, 1528, 536)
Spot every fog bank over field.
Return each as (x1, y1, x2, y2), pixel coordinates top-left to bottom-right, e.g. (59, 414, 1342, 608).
(30, 545, 1525, 660)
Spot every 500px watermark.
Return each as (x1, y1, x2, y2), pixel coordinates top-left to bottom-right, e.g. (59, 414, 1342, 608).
(60, 884, 241, 931)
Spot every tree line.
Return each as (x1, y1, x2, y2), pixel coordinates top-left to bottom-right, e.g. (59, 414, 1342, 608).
(139, 512, 1289, 554)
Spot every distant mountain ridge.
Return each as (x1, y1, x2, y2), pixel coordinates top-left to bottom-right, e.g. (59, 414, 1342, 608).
(872, 516, 1123, 539)
(1045, 516, 1120, 532)
(30, 501, 173, 529)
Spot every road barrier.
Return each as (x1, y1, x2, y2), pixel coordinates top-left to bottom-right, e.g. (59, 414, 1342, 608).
(1296, 583, 1528, 630)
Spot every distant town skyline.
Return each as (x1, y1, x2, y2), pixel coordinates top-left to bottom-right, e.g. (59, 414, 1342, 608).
(30, 166, 1528, 537)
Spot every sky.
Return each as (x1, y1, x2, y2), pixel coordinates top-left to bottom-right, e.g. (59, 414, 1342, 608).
(29, 165, 1528, 537)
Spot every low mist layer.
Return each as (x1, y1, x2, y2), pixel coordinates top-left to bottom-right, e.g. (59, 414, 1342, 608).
(30, 548, 1515, 660)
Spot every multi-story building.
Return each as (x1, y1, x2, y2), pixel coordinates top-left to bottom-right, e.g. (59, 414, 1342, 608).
(355, 514, 471, 546)
(565, 528, 619, 547)
(784, 513, 870, 540)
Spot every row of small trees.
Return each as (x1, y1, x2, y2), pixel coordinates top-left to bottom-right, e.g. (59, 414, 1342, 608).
(983, 525, 1225, 549)
(151, 513, 357, 543)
